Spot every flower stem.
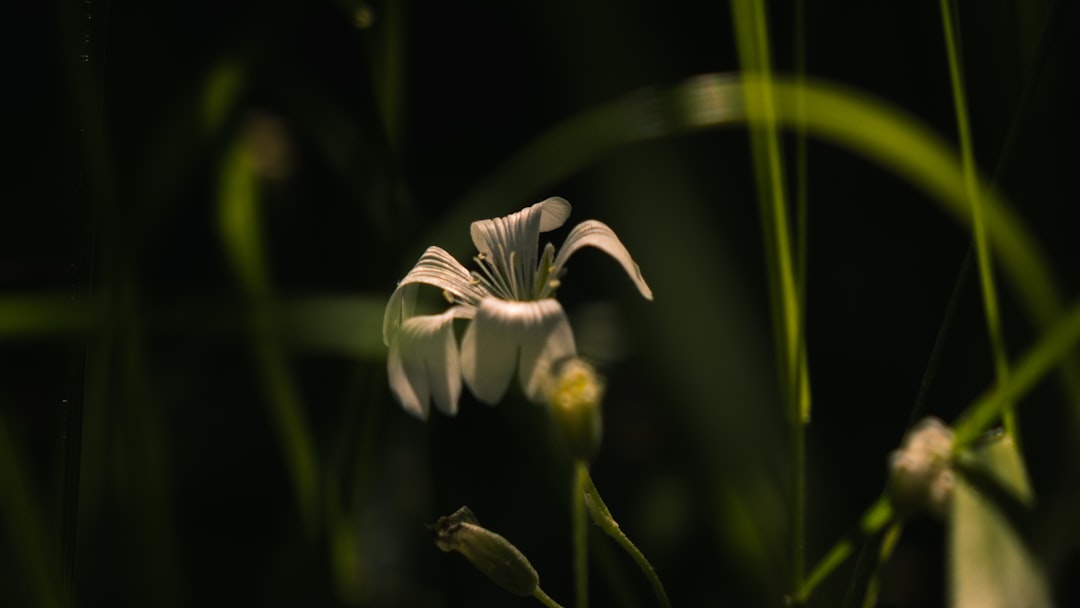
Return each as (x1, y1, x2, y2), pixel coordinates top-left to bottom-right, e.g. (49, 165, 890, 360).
(573, 460, 589, 608)
(939, 0, 1014, 438)
(583, 472, 672, 608)
(859, 520, 903, 608)
(796, 495, 894, 603)
(534, 587, 569, 608)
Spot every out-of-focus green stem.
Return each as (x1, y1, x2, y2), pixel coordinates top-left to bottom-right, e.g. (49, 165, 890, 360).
(731, 0, 806, 592)
(860, 521, 903, 608)
(0, 411, 63, 608)
(583, 472, 671, 608)
(954, 297, 1080, 449)
(797, 495, 894, 603)
(573, 461, 589, 608)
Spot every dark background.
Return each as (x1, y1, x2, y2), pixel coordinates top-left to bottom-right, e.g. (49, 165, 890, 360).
(5, 1, 1080, 606)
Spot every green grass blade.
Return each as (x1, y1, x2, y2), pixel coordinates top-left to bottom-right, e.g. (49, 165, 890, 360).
(940, 0, 1015, 435)
(0, 296, 95, 338)
(796, 495, 894, 602)
(954, 297, 1080, 449)
(217, 129, 320, 533)
(0, 410, 63, 608)
(730, 0, 806, 593)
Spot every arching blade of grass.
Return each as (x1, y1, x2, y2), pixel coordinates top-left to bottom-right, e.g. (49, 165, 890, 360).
(940, 0, 1015, 436)
(217, 123, 320, 534)
(455, 73, 1077, 405)
(730, 0, 807, 593)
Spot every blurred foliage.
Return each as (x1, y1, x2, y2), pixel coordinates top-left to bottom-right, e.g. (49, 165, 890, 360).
(5, 1, 1080, 607)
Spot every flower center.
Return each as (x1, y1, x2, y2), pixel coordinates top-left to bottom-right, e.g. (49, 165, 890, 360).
(471, 242, 561, 301)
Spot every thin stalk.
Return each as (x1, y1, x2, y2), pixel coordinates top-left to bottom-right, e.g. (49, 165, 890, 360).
(859, 521, 903, 608)
(954, 296, 1080, 449)
(731, 0, 805, 591)
(573, 461, 589, 608)
(940, 0, 1014, 436)
(797, 495, 894, 602)
(583, 472, 671, 608)
(794, 0, 811, 428)
(535, 587, 569, 608)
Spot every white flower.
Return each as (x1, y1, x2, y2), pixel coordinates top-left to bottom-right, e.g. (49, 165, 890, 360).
(383, 197, 652, 418)
(888, 417, 955, 517)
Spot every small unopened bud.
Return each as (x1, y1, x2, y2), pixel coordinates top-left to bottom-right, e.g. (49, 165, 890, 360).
(430, 506, 539, 597)
(547, 358, 604, 461)
(888, 417, 955, 518)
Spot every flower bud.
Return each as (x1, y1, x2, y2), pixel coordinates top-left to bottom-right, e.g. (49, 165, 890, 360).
(888, 417, 955, 518)
(547, 358, 604, 461)
(430, 506, 539, 597)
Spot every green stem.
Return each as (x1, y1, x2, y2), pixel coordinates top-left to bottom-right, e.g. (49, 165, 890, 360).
(940, 0, 1014, 436)
(797, 495, 894, 603)
(583, 472, 672, 608)
(573, 461, 589, 608)
(0, 410, 63, 608)
(954, 296, 1080, 449)
(730, 0, 805, 592)
(859, 521, 903, 608)
(535, 587, 569, 608)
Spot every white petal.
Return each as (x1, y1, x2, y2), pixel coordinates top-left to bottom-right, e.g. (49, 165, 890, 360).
(387, 311, 463, 418)
(516, 299, 577, 402)
(388, 333, 430, 419)
(536, 197, 572, 231)
(553, 220, 653, 300)
(460, 298, 577, 405)
(429, 317, 462, 416)
(469, 198, 573, 286)
(460, 299, 521, 405)
(383, 246, 482, 345)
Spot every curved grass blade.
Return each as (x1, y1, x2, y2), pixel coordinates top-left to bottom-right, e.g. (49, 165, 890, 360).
(217, 123, 320, 533)
(456, 73, 1076, 404)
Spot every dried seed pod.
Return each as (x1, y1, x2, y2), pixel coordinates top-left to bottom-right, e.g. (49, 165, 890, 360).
(431, 507, 540, 596)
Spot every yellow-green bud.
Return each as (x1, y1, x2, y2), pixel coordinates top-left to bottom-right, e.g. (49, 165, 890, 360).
(888, 417, 955, 518)
(430, 506, 539, 597)
(547, 358, 604, 461)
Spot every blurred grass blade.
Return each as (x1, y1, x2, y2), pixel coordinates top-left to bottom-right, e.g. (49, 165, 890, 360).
(859, 520, 903, 608)
(0, 296, 95, 338)
(940, 0, 1014, 435)
(274, 296, 386, 357)
(797, 495, 894, 602)
(217, 126, 320, 532)
(954, 297, 1080, 448)
(219, 141, 269, 295)
(730, 0, 807, 592)
(0, 410, 63, 608)
(950, 434, 1051, 608)
(730, 2, 799, 392)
